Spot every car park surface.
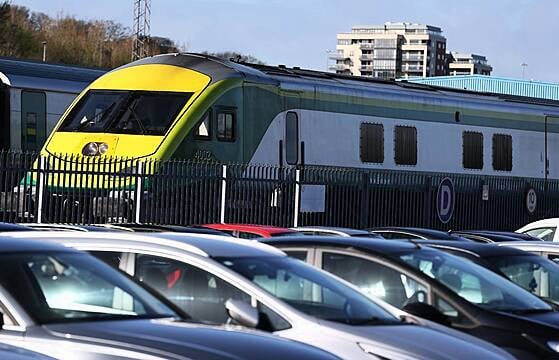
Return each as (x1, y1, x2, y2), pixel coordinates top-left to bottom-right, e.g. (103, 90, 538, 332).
(263, 235, 559, 359)
(0, 235, 341, 360)
(5, 231, 514, 360)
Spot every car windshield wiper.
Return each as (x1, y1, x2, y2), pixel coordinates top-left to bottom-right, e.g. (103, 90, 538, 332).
(326, 316, 400, 326)
(503, 308, 553, 315)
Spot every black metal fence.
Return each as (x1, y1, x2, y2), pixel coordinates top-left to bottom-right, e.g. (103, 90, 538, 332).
(0, 150, 556, 230)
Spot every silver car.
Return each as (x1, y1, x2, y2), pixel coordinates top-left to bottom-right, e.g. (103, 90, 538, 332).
(10, 231, 515, 360)
(0, 235, 341, 360)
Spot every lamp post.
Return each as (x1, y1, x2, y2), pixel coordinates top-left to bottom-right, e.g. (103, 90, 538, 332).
(521, 62, 528, 80)
(42, 41, 47, 62)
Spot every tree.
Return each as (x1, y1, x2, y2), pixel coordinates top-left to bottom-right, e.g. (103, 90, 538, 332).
(201, 51, 265, 65)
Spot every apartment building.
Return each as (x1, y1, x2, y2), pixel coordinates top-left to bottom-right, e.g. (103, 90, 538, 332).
(331, 22, 447, 79)
(448, 52, 492, 76)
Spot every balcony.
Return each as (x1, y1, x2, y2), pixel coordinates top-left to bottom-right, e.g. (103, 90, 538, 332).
(329, 53, 349, 60)
(360, 65, 374, 71)
(402, 55, 424, 61)
(360, 54, 375, 60)
(360, 43, 375, 50)
(330, 64, 351, 71)
(403, 65, 424, 72)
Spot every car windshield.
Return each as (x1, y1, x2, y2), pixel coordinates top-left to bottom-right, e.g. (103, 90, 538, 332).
(397, 249, 552, 312)
(216, 256, 399, 325)
(492, 255, 559, 304)
(58, 90, 191, 135)
(0, 252, 176, 324)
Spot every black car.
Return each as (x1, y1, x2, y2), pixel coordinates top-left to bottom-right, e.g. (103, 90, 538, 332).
(264, 236, 559, 360)
(0, 222, 36, 231)
(420, 240, 559, 305)
(450, 230, 542, 243)
(368, 227, 470, 241)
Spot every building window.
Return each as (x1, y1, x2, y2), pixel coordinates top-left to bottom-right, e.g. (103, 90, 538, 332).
(492, 134, 512, 171)
(463, 131, 483, 169)
(194, 111, 211, 139)
(217, 111, 235, 142)
(285, 111, 299, 165)
(394, 126, 417, 166)
(360, 123, 384, 163)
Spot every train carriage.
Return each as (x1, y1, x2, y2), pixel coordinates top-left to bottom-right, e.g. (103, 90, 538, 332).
(38, 52, 559, 180)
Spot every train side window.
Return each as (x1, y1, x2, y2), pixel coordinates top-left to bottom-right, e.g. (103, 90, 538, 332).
(217, 111, 235, 142)
(285, 111, 299, 165)
(492, 134, 512, 171)
(462, 131, 483, 169)
(194, 111, 211, 140)
(394, 125, 417, 166)
(360, 123, 384, 163)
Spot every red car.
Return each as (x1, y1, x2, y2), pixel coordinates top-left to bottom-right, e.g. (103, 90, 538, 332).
(201, 223, 298, 239)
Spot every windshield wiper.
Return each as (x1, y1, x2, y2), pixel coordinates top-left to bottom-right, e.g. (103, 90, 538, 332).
(75, 102, 117, 131)
(505, 308, 553, 315)
(326, 316, 399, 326)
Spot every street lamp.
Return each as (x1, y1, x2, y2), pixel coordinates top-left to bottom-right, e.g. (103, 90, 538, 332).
(521, 62, 528, 80)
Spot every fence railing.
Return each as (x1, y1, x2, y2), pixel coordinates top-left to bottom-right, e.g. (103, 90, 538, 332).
(0, 150, 556, 230)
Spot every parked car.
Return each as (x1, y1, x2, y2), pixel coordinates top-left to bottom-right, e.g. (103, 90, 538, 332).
(0, 235, 340, 360)
(419, 240, 559, 306)
(368, 227, 470, 241)
(16, 223, 123, 232)
(517, 218, 559, 241)
(262, 235, 559, 360)
(202, 223, 299, 238)
(450, 230, 541, 243)
(98, 222, 232, 236)
(498, 241, 559, 264)
(0, 222, 36, 232)
(8, 231, 513, 360)
(0, 343, 54, 360)
(292, 226, 383, 238)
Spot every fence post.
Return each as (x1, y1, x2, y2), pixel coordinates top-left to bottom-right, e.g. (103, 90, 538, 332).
(293, 169, 300, 227)
(220, 165, 227, 223)
(36, 155, 45, 224)
(134, 161, 143, 223)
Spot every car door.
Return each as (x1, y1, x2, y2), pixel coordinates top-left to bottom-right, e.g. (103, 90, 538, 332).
(316, 249, 431, 308)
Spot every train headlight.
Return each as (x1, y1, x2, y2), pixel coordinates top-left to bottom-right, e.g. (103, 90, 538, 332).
(98, 142, 109, 155)
(82, 142, 99, 156)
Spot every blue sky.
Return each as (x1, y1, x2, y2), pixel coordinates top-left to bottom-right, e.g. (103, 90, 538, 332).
(10, 0, 559, 82)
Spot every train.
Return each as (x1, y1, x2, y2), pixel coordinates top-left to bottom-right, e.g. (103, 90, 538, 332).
(0, 57, 105, 151)
(36, 52, 559, 181)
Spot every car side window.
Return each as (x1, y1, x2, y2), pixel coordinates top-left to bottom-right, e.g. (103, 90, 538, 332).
(89, 251, 124, 270)
(434, 294, 472, 326)
(237, 231, 261, 239)
(322, 252, 428, 308)
(283, 250, 308, 262)
(524, 227, 556, 241)
(135, 254, 251, 324)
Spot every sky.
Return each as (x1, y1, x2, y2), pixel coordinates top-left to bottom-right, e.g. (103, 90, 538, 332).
(10, 0, 559, 82)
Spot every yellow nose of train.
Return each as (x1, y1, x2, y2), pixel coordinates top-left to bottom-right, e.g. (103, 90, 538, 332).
(43, 63, 211, 160)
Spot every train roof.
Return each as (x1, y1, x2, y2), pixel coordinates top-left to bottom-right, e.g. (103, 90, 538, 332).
(0, 57, 106, 93)
(122, 53, 559, 115)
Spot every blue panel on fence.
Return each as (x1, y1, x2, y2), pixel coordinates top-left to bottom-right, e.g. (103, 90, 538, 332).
(437, 177, 455, 224)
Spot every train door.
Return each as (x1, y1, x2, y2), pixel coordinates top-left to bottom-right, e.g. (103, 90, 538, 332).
(282, 89, 302, 166)
(0, 83, 9, 149)
(20, 90, 46, 151)
(545, 116, 559, 183)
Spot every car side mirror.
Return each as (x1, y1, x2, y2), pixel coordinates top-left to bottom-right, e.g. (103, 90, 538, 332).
(225, 299, 259, 328)
(402, 302, 451, 327)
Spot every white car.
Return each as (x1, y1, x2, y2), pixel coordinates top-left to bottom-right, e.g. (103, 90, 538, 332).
(3, 231, 514, 360)
(516, 218, 559, 241)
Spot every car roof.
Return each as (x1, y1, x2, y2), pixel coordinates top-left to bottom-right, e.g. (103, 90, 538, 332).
(0, 222, 36, 231)
(0, 234, 78, 253)
(262, 235, 424, 255)
(451, 230, 541, 242)
(203, 223, 297, 236)
(517, 218, 559, 231)
(293, 226, 373, 235)
(100, 223, 230, 235)
(3, 231, 285, 258)
(418, 240, 531, 258)
(498, 241, 559, 252)
(368, 227, 461, 240)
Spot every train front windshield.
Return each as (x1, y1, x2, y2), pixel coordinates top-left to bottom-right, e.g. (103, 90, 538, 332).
(59, 90, 192, 135)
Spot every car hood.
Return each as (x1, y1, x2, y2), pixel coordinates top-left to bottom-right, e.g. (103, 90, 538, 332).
(44, 318, 336, 360)
(321, 321, 513, 360)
